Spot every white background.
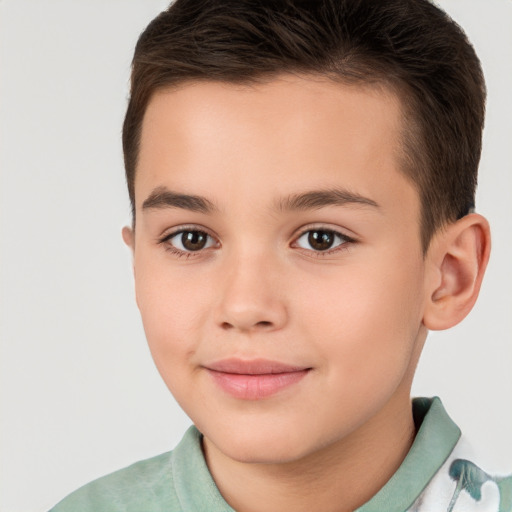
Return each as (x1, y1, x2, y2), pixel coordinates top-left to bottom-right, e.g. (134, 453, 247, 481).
(1, 1, 511, 511)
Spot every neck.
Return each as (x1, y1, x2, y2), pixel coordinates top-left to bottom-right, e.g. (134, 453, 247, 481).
(203, 389, 416, 512)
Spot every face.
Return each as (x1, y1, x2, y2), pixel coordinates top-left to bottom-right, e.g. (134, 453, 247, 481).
(127, 76, 430, 465)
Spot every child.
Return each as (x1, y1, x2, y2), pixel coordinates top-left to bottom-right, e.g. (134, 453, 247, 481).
(51, 0, 511, 510)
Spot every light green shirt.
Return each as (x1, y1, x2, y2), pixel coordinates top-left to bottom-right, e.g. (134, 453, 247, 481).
(50, 397, 512, 512)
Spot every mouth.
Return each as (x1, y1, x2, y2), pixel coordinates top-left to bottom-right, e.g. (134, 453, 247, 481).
(204, 358, 312, 400)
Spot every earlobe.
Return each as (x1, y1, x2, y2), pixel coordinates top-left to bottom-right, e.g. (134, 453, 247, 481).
(423, 214, 491, 331)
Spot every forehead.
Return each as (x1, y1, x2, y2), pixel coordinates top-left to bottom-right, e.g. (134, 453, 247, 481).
(136, 75, 416, 218)
(140, 76, 404, 156)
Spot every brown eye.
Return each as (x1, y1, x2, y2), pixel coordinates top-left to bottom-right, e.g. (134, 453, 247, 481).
(308, 230, 335, 250)
(295, 229, 349, 252)
(181, 231, 208, 251)
(165, 229, 216, 252)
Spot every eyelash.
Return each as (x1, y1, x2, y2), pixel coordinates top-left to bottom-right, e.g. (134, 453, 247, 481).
(292, 226, 356, 257)
(158, 226, 218, 258)
(158, 225, 356, 258)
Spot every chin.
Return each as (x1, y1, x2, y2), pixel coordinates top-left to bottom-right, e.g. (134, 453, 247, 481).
(219, 439, 309, 465)
(200, 418, 329, 465)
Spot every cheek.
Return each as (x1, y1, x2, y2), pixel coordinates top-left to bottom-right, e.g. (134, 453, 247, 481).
(298, 257, 425, 379)
(134, 257, 210, 368)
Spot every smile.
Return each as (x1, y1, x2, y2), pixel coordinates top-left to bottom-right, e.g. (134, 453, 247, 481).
(204, 359, 311, 400)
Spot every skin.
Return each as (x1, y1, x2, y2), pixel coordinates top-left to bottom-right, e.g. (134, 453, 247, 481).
(123, 75, 490, 512)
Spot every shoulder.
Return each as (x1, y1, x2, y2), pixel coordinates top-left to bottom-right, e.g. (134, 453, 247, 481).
(414, 446, 512, 512)
(49, 426, 232, 512)
(50, 449, 180, 512)
(408, 398, 512, 512)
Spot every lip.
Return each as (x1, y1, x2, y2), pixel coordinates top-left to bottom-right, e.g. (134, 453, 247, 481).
(204, 358, 311, 400)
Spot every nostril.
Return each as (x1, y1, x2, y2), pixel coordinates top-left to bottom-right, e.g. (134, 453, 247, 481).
(256, 321, 273, 328)
(220, 320, 273, 330)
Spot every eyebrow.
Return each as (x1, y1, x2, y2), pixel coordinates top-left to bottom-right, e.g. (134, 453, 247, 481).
(276, 189, 380, 211)
(141, 186, 379, 215)
(142, 186, 217, 213)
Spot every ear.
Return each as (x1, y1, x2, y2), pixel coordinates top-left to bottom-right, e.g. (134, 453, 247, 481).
(423, 213, 491, 331)
(122, 226, 136, 276)
(122, 225, 135, 252)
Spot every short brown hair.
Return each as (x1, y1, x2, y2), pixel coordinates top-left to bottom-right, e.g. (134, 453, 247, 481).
(123, 0, 486, 251)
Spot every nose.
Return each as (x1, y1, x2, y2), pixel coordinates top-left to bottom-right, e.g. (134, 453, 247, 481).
(215, 251, 288, 333)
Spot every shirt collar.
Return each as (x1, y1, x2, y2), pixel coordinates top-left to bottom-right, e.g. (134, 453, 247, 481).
(171, 426, 235, 511)
(356, 397, 461, 512)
